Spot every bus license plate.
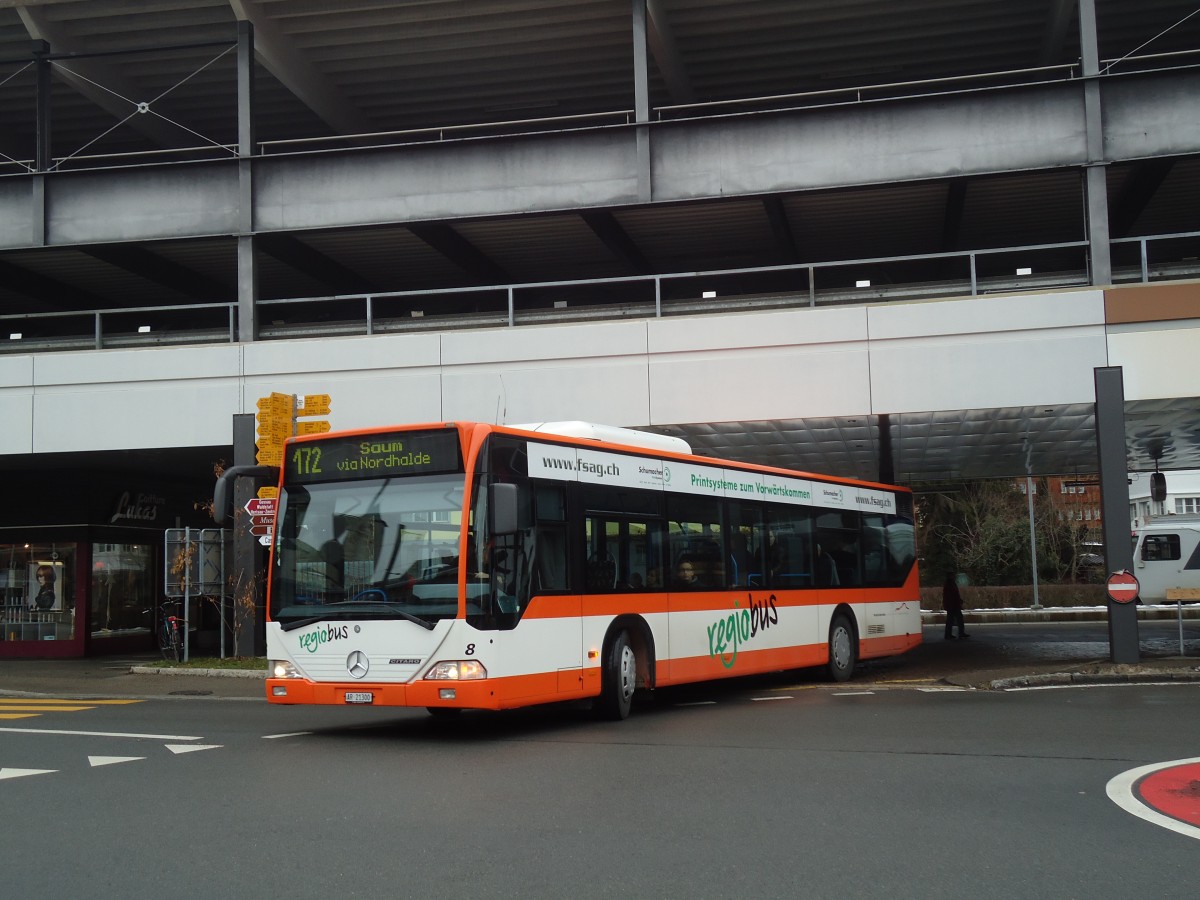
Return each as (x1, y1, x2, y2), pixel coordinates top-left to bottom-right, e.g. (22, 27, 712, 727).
(344, 692, 374, 704)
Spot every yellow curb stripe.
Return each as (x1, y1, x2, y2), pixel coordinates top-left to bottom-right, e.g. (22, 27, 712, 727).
(0, 714, 39, 720)
(0, 699, 142, 705)
(0, 706, 94, 712)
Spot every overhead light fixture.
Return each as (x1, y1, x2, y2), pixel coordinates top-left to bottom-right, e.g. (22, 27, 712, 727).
(9, 332, 22, 340)
(855, 279, 871, 288)
(702, 290, 717, 299)
(554, 300, 568, 308)
(410, 310, 424, 318)
(1017, 267, 1032, 276)
(138, 325, 151, 333)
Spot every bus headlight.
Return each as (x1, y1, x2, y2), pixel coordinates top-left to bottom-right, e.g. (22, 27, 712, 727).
(270, 659, 303, 679)
(424, 660, 487, 680)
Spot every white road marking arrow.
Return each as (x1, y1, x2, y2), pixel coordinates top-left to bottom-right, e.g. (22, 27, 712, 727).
(88, 756, 144, 767)
(165, 744, 222, 754)
(0, 768, 56, 780)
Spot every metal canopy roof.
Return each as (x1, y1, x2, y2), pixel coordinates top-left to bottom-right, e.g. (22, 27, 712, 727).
(655, 400, 1200, 485)
(1, 1, 1198, 484)
(3, 1, 1197, 149)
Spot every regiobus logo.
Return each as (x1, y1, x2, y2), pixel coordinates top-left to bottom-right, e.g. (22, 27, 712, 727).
(707, 594, 780, 669)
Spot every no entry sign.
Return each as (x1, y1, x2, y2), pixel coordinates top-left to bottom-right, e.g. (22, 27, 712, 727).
(1106, 570, 1140, 604)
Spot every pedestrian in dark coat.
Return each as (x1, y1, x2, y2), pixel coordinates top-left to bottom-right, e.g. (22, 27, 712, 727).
(943, 571, 968, 640)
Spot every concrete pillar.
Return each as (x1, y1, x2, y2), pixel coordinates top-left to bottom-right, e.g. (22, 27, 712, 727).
(1079, 0, 1112, 286)
(631, 0, 651, 202)
(236, 20, 258, 342)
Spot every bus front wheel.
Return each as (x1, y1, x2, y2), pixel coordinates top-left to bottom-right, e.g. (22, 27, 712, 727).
(827, 614, 857, 682)
(597, 630, 636, 720)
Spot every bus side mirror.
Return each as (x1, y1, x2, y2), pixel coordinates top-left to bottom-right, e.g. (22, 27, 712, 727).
(490, 482, 519, 536)
(213, 465, 280, 525)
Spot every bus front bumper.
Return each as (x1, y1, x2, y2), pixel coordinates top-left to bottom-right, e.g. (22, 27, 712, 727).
(265, 677, 501, 709)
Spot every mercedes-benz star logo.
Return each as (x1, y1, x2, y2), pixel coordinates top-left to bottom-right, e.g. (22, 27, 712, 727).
(346, 650, 369, 679)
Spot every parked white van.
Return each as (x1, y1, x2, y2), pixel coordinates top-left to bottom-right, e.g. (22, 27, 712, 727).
(1131, 515, 1200, 601)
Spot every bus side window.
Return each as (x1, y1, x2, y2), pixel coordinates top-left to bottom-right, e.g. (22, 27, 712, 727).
(725, 499, 766, 587)
(534, 525, 568, 590)
(533, 484, 569, 591)
(765, 505, 813, 589)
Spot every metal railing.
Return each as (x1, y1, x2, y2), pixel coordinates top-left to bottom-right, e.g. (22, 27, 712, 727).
(5, 231, 1197, 355)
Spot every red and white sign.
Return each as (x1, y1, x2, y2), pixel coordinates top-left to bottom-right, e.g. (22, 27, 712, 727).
(245, 498, 278, 517)
(1106, 570, 1140, 604)
(245, 497, 277, 542)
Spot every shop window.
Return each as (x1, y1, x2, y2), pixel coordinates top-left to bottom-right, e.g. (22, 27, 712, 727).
(91, 543, 155, 637)
(1, 543, 77, 643)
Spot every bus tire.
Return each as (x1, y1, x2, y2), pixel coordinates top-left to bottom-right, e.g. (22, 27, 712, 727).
(597, 630, 636, 720)
(827, 613, 857, 682)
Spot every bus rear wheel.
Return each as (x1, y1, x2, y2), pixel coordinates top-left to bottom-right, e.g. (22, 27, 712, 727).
(597, 630, 636, 720)
(827, 613, 857, 682)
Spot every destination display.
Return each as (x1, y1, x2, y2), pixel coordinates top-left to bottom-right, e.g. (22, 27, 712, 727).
(285, 429, 462, 483)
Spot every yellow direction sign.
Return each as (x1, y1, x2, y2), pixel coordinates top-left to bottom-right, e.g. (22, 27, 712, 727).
(297, 420, 331, 435)
(256, 392, 294, 413)
(298, 394, 332, 416)
(256, 393, 296, 467)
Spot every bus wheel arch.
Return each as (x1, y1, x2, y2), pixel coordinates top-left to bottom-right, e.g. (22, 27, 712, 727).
(596, 616, 656, 720)
(826, 605, 858, 682)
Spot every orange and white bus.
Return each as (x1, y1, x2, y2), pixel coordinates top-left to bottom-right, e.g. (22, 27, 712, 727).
(219, 421, 921, 719)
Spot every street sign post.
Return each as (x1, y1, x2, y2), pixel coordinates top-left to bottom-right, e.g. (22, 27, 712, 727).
(1106, 570, 1140, 605)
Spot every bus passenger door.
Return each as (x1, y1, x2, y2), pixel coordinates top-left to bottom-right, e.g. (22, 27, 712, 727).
(520, 520, 584, 698)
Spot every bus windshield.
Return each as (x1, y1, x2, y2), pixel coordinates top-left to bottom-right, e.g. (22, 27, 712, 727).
(270, 473, 466, 630)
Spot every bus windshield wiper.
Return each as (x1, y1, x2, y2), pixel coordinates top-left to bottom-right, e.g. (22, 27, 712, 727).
(360, 602, 436, 631)
(279, 616, 325, 633)
(281, 600, 436, 632)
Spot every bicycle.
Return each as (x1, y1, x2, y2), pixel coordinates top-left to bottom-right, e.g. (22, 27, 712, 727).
(157, 600, 185, 662)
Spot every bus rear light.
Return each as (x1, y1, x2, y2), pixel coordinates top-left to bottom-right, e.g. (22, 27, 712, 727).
(270, 659, 303, 679)
(425, 660, 487, 680)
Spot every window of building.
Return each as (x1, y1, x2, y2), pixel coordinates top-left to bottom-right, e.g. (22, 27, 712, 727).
(1176, 497, 1199, 515)
(90, 542, 154, 637)
(1, 542, 77, 643)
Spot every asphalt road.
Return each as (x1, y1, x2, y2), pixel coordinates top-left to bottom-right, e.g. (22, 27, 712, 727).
(2, 633, 1199, 899)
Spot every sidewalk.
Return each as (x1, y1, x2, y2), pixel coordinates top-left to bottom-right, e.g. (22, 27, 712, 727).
(0, 654, 265, 701)
(922, 603, 1200, 625)
(2, 612, 1198, 699)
